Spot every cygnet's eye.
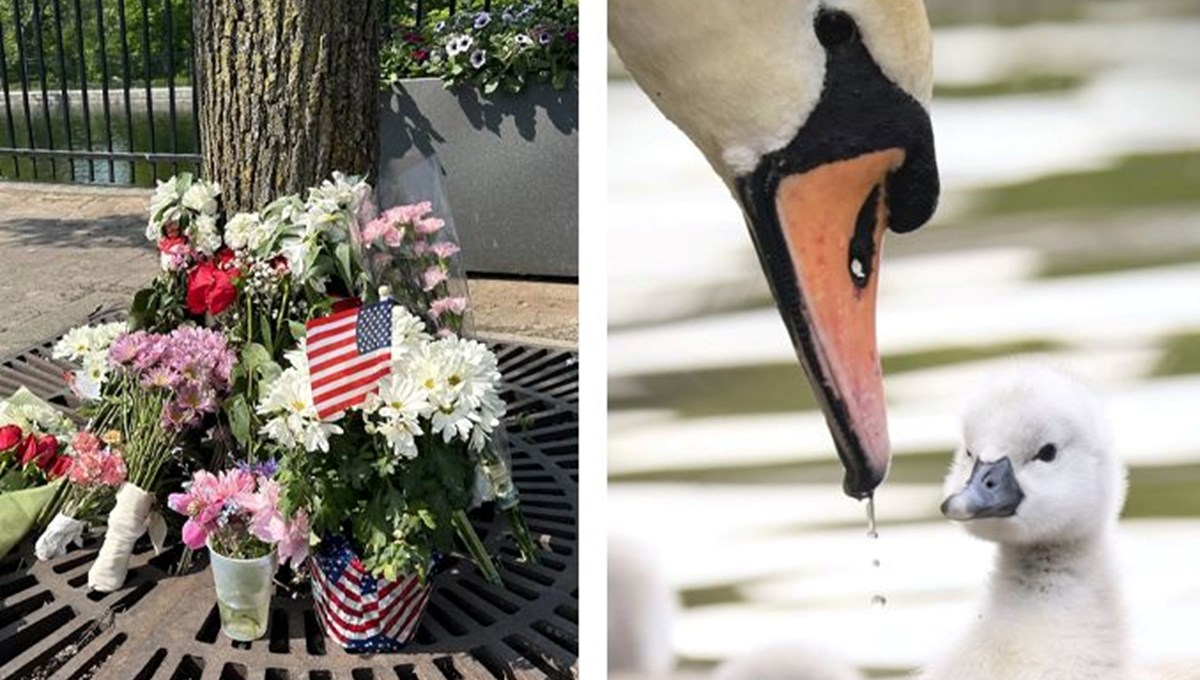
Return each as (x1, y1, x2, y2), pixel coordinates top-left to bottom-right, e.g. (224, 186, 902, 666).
(1034, 443, 1058, 463)
(965, 449, 973, 459)
(814, 9, 858, 49)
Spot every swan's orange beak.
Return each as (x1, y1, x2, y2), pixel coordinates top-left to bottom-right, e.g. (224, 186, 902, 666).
(733, 34, 938, 499)
(774, 149, 902, 496)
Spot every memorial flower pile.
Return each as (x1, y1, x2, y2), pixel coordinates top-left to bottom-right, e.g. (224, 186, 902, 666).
(25, 170, 536, 628)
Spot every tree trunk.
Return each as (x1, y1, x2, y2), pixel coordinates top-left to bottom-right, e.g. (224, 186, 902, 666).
(194, 0, 380, 214)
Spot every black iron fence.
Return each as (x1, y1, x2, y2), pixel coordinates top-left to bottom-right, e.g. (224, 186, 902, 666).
(0, 0, 198, 186)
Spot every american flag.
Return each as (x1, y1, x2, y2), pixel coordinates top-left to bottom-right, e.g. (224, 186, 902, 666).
(310, 537, 433, 652)
(306, 301, 394, 420)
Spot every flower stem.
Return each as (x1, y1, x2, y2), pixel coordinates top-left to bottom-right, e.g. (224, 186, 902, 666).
(505, 505, 541, 564)
(451, 509, 501, 587)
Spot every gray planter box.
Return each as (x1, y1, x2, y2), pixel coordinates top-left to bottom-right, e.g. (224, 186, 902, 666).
(378, 78, 578, 278)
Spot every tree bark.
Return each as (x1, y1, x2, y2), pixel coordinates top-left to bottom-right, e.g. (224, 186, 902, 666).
(194, 0, 380, 214)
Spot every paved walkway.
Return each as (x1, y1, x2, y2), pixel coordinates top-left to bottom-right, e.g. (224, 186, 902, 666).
(0, 182, 576, 355)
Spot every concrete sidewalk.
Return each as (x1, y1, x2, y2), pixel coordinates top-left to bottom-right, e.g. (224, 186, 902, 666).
(0, 182, 576, 355)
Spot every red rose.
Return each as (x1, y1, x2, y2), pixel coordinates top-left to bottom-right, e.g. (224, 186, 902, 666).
(49, 455, 72, 480)
(0, 424, 21, 452)
(33, 435, 60, 471)
(413, 48, 429, 62)
(19, 435, 39, 466)
(187, 259, 239, 316)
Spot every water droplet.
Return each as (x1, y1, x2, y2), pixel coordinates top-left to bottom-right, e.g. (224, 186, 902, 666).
(865, 495, 879, 539)
(851, 258, 866, 279)
(871, 594, 888, 608)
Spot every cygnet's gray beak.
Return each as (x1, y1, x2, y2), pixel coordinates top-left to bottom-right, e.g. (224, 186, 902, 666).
(941, 457, 1024, 520)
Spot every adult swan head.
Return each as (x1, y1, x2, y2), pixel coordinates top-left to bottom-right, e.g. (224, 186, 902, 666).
(610, 0, 941, 497)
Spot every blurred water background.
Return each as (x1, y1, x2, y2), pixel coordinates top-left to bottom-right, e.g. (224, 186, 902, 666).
(608, 0, 1200, 676)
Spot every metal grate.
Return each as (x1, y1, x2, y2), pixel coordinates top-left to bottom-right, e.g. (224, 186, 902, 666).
(0, 309, 578, 679)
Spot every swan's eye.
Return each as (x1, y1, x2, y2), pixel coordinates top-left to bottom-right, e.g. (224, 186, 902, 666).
(815, 10, 858, 49)
(1034, 443, 1058, 463)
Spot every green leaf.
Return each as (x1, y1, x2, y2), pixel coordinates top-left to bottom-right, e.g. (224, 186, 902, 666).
(130, 288, 154, 330)
(334, 242, 354, 290)
(241, 343, 272, 375)
(288, 321, 308, 342)
(226, 394, 252, 448)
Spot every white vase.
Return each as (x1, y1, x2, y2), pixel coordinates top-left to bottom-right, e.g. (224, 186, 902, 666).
(208, 541, 277, 641)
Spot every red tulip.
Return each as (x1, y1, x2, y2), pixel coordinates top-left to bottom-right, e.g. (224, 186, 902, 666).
(0, 424, 21, 452)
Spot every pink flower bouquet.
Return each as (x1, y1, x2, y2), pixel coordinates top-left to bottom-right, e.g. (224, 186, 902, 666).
(168, 463, 308, 565)
(34, 431, 128, 560)
(169, 463, 309, 642)
(357, 201, 473, 336)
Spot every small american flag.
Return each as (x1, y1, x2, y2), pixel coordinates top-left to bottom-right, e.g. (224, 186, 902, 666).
(310, 537, 432, 652)
(306, 301, 394, 420)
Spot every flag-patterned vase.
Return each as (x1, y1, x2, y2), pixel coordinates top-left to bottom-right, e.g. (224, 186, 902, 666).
(309, 536, 434, 652)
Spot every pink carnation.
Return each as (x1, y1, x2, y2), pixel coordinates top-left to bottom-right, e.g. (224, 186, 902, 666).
(422, 266, 448, 292)
(429, 241, 461, 259)
(430, 296, 469, 319)
(415, 217, 445, 235)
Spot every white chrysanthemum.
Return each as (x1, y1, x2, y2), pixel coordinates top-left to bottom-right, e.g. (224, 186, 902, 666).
(91, 322, 127, 349)
(391, 307, 429, 363)
(364, 375, 431, 459)
(431, 398, 476, 445)
(53, 325, 95, 361)
(258, 345, 342, 453)
(82, 352, 110, 385)
(189, 214, 223, 255)
(406, 337, 505, 450)
(181, 179, 220, 216)
(258, 368, 342, 453)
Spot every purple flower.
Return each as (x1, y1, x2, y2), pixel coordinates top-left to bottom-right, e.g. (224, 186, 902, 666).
(175, 382, 216, 414)
(235, 458, 279, 478)
(473, 12, 490, 29)
(108, 332, 144, 366)
(140, 365, 178, 390)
